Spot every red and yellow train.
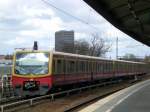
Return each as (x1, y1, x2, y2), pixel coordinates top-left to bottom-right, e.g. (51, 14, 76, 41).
(12, 50, 149, 96)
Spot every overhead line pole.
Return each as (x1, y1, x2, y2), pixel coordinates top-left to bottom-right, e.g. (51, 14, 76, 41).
(116, 36, 118, 59)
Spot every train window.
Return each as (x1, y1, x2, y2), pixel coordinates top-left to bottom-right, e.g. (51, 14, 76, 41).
(121, 62, 123, 72)
(56, 59, 62, 74)
(103, 61, 106, 73)
(90, 61, 93, 72)
(95, 62, 97, 73)
(128, 63, 130, 72)
(52, 59, 56, 74)
(86, 61, 88, 73)
(118, 62, 120, 72)
(106, 62, 109, 73)
(125, 63, 127, 72)
(106, 61, 109, 73)
(100, 61, 103, 73)
(67, 60, 75, 74)
(87, 61, 90, 73)
(104, 61, 107, 73)
(119, 62, 121, 72)
(92, 62, 94, 72)
(109, 61, 111, 73)
(126, 63, 127, 72)
(109, 62, 112, 72)
(97, 62, 99, 73)
(127, 63, 129, 72)
(129, 64, 131, 72)
(93, 61, 96, 73)
(107, 61, 110, 73)
(98, 62, 100, 73)
(84, 61, 86, 73)
(99, 62, 102, 73)
(123, 63, 125, 72)
(97, 62, 100, 73)
(71, 61, 75, 73)
(96, 62, 98, 73)
(79, 61, 82, 73)
(86, 61, 89, 73)
(82, 61, 86, 73)
(120, 62, 122, 72)
(116, 62, 119, 73)
(78, 60, 81, 73)
(63, 60, 66, 74)
(76, 60, 79, 73)
(89, 61, 92, 73)
(111, 62, 113, 72)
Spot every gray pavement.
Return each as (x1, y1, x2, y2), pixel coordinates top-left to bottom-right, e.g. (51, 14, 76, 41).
(79, 79, 150, 112)
(110, 81, 150, 112)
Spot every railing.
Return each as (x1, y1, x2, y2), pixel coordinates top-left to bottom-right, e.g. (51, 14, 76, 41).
(0, 77, 14, 98)
(0, 80, 119, 112)
(0, 62, 12, 98)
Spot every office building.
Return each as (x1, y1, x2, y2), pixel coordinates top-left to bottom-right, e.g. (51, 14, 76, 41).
(55, 30, 74, 53)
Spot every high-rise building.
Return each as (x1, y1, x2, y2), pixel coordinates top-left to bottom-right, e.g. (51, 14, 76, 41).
(55, 30, 74, 53)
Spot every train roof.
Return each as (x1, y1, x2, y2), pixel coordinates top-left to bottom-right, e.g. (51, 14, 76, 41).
(14, 50, 146, 64)
(53, 51, 145, 64)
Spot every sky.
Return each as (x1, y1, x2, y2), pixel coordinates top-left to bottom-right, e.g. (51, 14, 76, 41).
(0, 0, 149, 59)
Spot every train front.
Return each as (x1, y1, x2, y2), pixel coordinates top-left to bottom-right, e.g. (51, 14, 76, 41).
(12, 51, 52, 96)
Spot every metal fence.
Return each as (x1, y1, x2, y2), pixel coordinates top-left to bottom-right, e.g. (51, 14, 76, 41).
(0, 62, 13, 99)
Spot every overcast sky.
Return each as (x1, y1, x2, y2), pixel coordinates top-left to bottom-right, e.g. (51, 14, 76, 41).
(0, 0, 149, 59)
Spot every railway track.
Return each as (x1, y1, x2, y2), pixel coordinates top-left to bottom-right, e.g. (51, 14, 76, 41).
(0, 75, 149, 112)
(0, 96, 23, 105)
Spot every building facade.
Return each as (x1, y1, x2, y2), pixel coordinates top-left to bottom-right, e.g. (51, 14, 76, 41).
(55, 30, 74, 53)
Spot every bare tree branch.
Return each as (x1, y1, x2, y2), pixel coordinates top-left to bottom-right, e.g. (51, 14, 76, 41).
(61, 33, 111, 57)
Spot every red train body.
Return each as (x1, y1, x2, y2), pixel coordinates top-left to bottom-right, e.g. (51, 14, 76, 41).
(12, 51, 149, 96)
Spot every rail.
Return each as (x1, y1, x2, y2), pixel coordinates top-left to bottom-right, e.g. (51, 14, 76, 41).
(0, 80, 119, 112)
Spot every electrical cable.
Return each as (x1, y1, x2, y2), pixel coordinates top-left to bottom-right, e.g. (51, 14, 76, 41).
(40, 0, 98, 31)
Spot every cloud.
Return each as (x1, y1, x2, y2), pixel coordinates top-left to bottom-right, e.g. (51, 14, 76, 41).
(4, 37, 26, 45)
(0, 0, 149, 58)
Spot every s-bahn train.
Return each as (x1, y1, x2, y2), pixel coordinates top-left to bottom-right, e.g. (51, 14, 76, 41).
(12, 50, 149, 96)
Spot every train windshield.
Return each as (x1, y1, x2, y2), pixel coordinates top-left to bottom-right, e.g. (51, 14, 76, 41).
(15, 52, 49, 75)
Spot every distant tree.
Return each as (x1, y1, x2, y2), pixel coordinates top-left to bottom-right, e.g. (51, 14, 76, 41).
(74, 39, 90, 55)
(5, 54, 13, 60)
(73, 33, 111, 57)
(144, 55, 150, 63)
(89, 33, 110, 57)
(121, 53, 142, 61)
(123, 53, 136, 60)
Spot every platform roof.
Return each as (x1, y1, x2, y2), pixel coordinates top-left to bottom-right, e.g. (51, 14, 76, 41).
(84, 0, 150, 46)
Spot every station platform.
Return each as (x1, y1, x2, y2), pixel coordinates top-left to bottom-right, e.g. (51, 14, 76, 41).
(79, 79, 150, 112)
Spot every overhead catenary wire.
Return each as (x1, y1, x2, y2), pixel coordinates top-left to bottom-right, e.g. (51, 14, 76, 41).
(40, 0, 98, 31)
